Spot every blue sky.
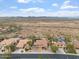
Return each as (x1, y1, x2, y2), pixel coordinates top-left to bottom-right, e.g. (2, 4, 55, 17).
(0, 0, 79, 17)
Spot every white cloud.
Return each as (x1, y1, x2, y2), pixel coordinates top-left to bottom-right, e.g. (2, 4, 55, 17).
(18, 7, 79, 17)
(61, 6, 78, 9)
(33, 0, 46, 3)
(10, 6, 17, 9)
(52, 3, 58, 7)
(0, 11, 79, 17)
(17, 0, 31, 3)
(53, 11, 79, 17)
(19, 7, 45, 13)
(17, 0, 46, 3)
(0, 7, 79, 17)
(19, 7, 53, 16)
(37, 0, 47, 3)
(60, 0, 79, 9)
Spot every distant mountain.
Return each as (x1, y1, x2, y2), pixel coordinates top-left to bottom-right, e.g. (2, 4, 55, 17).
(0, 17, 79, 21)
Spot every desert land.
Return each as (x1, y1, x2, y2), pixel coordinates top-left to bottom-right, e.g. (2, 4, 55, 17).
(0, 17, 79, 54)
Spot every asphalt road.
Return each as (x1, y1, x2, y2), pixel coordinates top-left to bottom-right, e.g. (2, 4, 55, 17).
(0, 54, 79, 59)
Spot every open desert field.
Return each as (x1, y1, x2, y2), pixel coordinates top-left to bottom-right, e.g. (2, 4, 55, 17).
(0, 17, 79, 37)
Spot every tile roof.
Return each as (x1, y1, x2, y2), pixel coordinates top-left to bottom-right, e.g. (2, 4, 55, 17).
(34, 38, 48, 48)
(16, 39, 29, 48)
(0, 39, 16, 46)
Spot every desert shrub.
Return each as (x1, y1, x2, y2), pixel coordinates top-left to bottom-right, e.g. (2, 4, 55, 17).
(7, 25, 22, 33)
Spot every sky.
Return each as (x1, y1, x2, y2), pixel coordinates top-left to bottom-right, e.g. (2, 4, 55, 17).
(0, 0, 79, 17)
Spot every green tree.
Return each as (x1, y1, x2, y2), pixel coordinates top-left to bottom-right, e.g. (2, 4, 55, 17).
(9, 44, 16, 52)
(28, 35, 40, 46)
(66, 44, 76, 54)
(3, 46, 11, 59)
(76, 34, 79, 41)
(5, 44, 16, 52)
(25, 41, 32, 51)
(47, 37, 58, 43)
(28, 35, 36, 44)
(64, 34, 72, 44)
(51, 46, 58, 53)
(27, 41, 32, 46)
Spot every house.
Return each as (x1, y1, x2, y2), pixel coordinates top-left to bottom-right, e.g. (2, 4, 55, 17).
(73, 40, 79, 49)
(51, 41, 58, 46)
(33, 38, 48, 49)
(16, 39, 30, 49)
(52, 41, 66, 48)
(0, 38, 19, 53)
(57, 41, 66, 48)
(16, 39, 31, 53)
(0, 38, 18, 46)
